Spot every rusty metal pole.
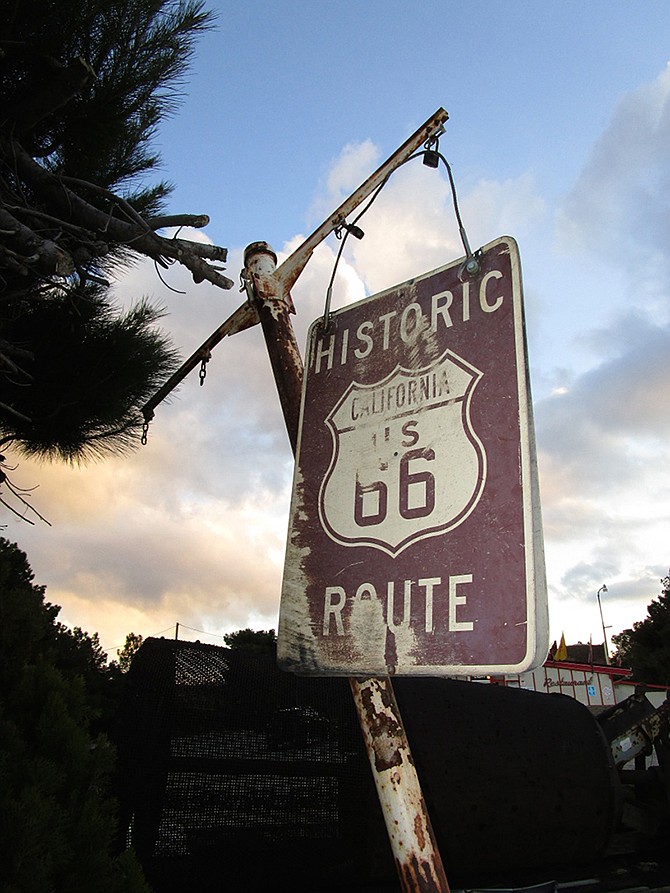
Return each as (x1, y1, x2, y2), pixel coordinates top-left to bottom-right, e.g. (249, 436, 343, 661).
(142, 109, 449, 429)
(243, 242, 303, 453)
(350, 677, 450, 892)
(243, 242, 450, 893)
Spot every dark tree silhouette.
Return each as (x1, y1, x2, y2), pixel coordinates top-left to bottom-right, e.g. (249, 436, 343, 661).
(0, 537, 151, 891)
(612, 573, 670, 684)
(0, 0, 232, 465)
(224, 627, 277, 654)
(115, 631, 144, 673)
(1, 285, 180, 461)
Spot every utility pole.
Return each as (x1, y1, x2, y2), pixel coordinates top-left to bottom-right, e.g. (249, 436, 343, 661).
(243, 236, 450, 893)
(144, 109, 452, 892)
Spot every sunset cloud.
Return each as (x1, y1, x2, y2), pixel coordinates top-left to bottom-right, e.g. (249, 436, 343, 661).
(7, 60, 670, 659)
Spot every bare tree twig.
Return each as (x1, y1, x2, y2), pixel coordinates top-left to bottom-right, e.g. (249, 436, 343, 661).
(5, 137, 235, 289)
(0, 401, 33, 422)
(0, 205, 75, 274)
(147, 213, 209, 230)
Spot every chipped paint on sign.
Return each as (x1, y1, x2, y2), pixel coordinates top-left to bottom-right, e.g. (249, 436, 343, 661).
(278, 236, 548, 676)
(319, 349, 485, 555)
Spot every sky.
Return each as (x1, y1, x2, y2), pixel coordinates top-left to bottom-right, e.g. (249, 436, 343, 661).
(6, 0, 670, 664)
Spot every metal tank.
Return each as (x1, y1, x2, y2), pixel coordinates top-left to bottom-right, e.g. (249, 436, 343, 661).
(393, 676, 623, 883)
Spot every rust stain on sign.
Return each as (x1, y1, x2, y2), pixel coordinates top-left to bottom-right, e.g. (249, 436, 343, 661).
(279, 236, 548, 677)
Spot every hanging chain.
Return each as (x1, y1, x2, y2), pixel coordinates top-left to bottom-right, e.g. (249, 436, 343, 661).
(141, 418, 150, 446)
(199, 352, 211, 386)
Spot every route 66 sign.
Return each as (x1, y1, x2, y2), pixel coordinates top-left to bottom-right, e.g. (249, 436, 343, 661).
(320, 350, 486, 555)
(278, 236, 548, 676)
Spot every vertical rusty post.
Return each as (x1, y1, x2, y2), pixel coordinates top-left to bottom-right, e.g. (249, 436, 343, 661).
(243, 241, 303, 454)
(243, 242, 450, 893)
(350, 678, 450, 892)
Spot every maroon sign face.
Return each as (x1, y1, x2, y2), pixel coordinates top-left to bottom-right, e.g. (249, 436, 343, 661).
(278, 237, 548, 676)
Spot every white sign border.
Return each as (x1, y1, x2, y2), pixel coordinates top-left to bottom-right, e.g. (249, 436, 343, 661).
(279, 235, 549, 677)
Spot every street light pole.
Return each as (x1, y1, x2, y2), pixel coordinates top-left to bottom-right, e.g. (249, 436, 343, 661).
(597, 584, 610, 664)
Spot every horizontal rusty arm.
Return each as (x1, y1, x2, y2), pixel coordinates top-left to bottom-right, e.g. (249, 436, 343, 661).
(276, 107, 449, 290)
(142, 301, 259, 422)
(141, 108, 449, 422)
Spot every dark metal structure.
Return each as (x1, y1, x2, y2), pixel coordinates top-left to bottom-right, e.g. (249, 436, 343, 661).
(118, 638, 390, 892)
(117, 638, 639, 893)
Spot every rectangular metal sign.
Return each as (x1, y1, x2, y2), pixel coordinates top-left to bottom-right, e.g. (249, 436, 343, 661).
(278, 236, 548, 676)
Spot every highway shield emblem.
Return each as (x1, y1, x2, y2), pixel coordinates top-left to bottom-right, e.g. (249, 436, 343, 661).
(319, 350, 486, 556)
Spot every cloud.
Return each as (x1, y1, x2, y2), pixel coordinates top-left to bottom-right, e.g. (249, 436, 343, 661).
(308, 139, 381, 224)
(15, 447, 290, 648)
(5, 222, 371, 652)
(461, 173, 547, 249)
(9, 242, 295, 646)
(526, 65, 670, 632)
(304, 140, 547, 302)
(536, 313, 670, 496)
(534, 307, 670, 639)
(277, 234, 367, 347)
(6, 94, 670, 659)
(557, 62, 670, 314)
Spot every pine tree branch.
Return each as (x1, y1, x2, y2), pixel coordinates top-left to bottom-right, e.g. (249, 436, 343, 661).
(0, 205, 75, 275)
(161, 236, 227, 262)
(0, 492, 36, 524)
(7, 203, 99, 242)
(7, 56, 96, 133)
(60, 178, 227, 264)
(0, 340, 32, 362)
(60, 175, 155, 231)
(0, 339, 33, 379)
(5, 137, 234, 290)
(146, 213, 209, 230)
(0, 401, 32, 423)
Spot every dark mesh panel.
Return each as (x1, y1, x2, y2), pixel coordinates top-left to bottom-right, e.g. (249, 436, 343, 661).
(117, 638, 394, 892)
